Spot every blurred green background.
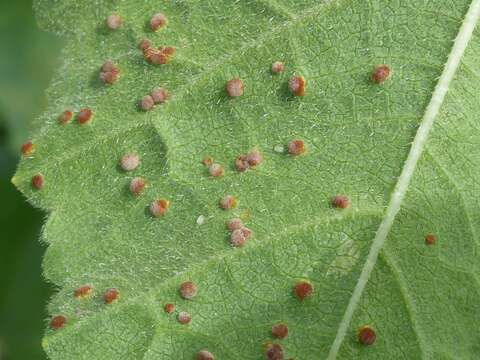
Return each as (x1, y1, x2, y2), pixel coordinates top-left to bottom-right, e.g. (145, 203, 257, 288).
(0, 0, 62, 358)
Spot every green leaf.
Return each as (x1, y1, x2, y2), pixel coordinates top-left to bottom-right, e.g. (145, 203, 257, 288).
(15, 0, 480, 358)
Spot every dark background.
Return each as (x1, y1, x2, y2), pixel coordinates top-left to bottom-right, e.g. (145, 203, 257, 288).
(0, 0, 62, 358)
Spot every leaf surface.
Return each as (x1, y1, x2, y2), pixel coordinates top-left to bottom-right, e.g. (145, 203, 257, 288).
(15, 0, 480, 359)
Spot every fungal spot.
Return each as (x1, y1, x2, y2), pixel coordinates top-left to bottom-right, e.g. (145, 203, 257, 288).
(130, 177, 147, 195)
(50, 315, 67, 330)
(151, 87, 169, 104)
(294, 280, 313, 300)
(235, 155, 250, 172)
(104, 288, 119, 304)
(226, 78, 244, 97)
(230, 229, 247, 247)
(202, 156, 214, 167)
(331, 195, 351, 209)
(31, 174, 44, 190)
(271, 61, 285, 74)
(106, 14, 122, 30)
(272, 323, 289, 339)
(246, 150, 263, 167)
(21, 141, 35, 156)
(74, 285, 93, 299)
(425, 233, 437, 246)
(287, 139, 305, 156)
(177, 311, 192, 324)
(77, 108, 93, 125)
(197, 350, 215, 360)
(120, 153, 140, 172)
(150, 199, 170, 217)
(99, 60, 120, 85)
(58, 110, 73, 125)
(288, 76, 305, 96)
(179, 281, 198, 300)
(150, 12, 168, 31)
(140, 95, 155, 111)
(265, 343, 284, 360)
(139, 38, 152, 51)
(220, 195, 237, 210)
(208, 163, 225, 177)
(358, 325, 376, 345)
(372, 64, 391, 84)
(164, 303, 175, 314)
(227, 218, 244, 231)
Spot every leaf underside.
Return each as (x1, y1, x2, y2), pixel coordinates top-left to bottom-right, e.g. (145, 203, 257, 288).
(15, 0, 480, 359)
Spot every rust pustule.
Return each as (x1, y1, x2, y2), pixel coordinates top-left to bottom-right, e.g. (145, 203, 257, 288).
(425, 233, 437, 245)
(287, 139, 305, 156)
(288, 76, 305, 96)
(103, 288, 120, 304)
(179, 281, 198, 300)
(358, 325, 376, 345)
(294, 280, 313, 300)
(331, 195, 351, 209)
(21, 141, 35, 156)
(58, 110, 73, 125)
(226, 78, 244, 97)
(271, 323, 289, 339)
(77, 108, 93, 124)
(50, 315, 67, 330)
(150, 199, 170, 217)
(31, 174, 44, 190)
(74, 285, 93, 299)
(372, 64, 391, 84)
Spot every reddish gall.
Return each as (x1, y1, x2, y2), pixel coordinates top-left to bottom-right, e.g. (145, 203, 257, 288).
(372, 65, 391, 84)
(331, 195, 351, 209)
(235, 155, 249, 172)
(271, 61, 285, 74)
(130, 177, 146, 195)
(227, 218, 244, 231)
(226, 78, 244, 97)
(21, 141, 35, 156)
(164, 303, 175, 314)
(150, 12, 167, 31)
(151, 87, 169, 104)
(202, 156, 214, 167)
(74, 285, 93, 299)
(288, 76, 305, 96)
(246, 150, 263, 166)
(139, 38, 152, 51)
(140, 95, 155, 111)
(266, 343, 284, 360)
(220, 195, 237, 210)
(177, 311, 192, 324)
(31, 174, 44, 190)
(50, 315, 67, 330)
(150, 199, 170, 217)
(425, 233, 437, 245)
(104, 288, 120, 304)
(106, 14, 122, 30)
(120, 153, 140, 172)
(231, 229, 247, 247)
(287, 139, 305, 156)
(58, 110, 73, 125)
(196, 350, 215, 360)
(294, 281, 313, 300)
(99, 60, 120, 85)
(271, 323, 289, 339)
(358, 325, 376, 345)
(77, 108, 93, 124)
(179, 281, 198, 300)
(208, 163, 224, 177)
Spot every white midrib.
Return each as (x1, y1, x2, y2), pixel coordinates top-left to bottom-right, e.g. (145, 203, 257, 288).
(327, 1, 480, 359)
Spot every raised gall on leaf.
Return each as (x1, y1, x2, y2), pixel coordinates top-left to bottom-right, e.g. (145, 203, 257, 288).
(103, 288, 120, 304)
(77, 108, 93, 125)
(331, 195, 351, 209)
(294, 280, 313, 300)
(31, 174, 44, 190)
(287, 139, 306, 156)
(21, 141, 35, 156)
(164, 303, 175, 314)
(99, 60, 120, 85)
(150, 199, 170, 217)
(271, 323, 289, 339)
(220, 195, 237, 210)
(179, 281, 198, 300)
(58, 110, 73, 125)
(372, 64, 391, 84)
(271, 61, 285, 74)
(425, 233, 437, 245)
(265, 343, 284, 360)
(358, 325, 376, 345)
(150, 12, 167, 31)
(196, 350, 215, 360)
(140, 95, 155, 111)
(226, 78, 244, 97)
(106, 14, 122, 30)
(227, 218, 244, 231)
(288, 75, 305, 96)
(120, 153, 140, 172)
(74, 285, 93, 299)
(130, 177, 146, 195)
(177, 311, 192, 324)
(151, 87, 169, 104)
(208, 163, 225, 177)
(50, 315, 67, 330)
